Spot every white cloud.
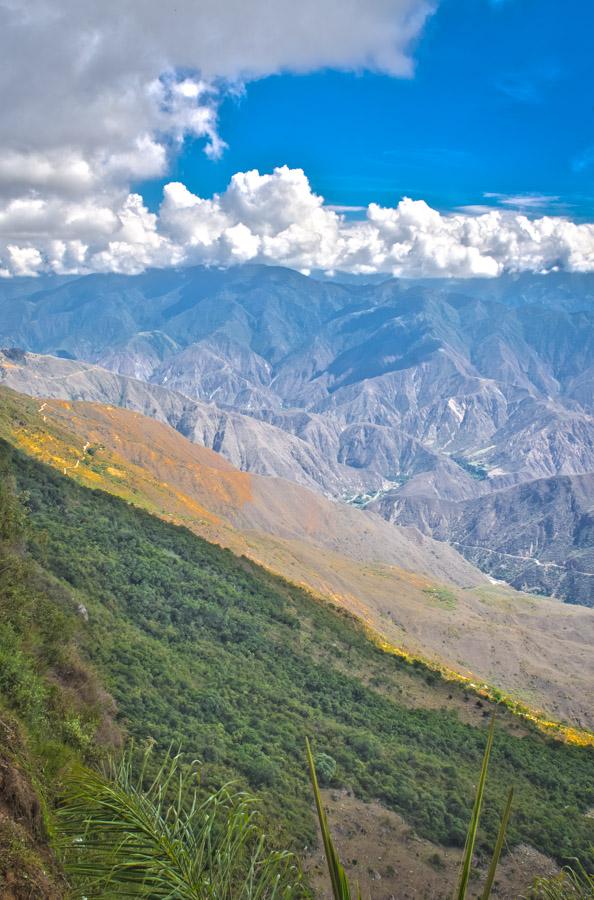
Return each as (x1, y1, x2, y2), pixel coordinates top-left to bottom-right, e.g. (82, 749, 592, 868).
(1, 245, 44, 278)
(483, 192, 563, 211)
(327, 205, 367, 213)
(0, 0, 439, 274)
(0, 0, 433, 203)
(0, 1, 592, 279)
(1, 166, 593, 278)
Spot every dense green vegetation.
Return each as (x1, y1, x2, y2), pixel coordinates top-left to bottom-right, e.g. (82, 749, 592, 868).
(3, 438, 592, 870)
(0, 478, 100, 758)
(0, 445, 116, 895)
(0, 449, 302, 896)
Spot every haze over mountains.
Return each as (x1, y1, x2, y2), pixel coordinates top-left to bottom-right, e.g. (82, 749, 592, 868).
(1, 264, 594, 605)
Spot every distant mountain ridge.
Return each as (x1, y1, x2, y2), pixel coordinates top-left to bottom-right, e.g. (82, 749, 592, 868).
(2, 264, 594, 603)
(376, 472, 594, 605)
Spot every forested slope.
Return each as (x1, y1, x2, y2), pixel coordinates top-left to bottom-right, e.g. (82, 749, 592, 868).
(2, 438, 593, 873)
(2, 384, 594, 731)
(0, 447, 119, 896)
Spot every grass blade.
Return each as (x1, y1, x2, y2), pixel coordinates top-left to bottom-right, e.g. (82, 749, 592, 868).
(529, 860, 594, 898)
(306, 737, 353, 900)
(455, 716, 496, 900)
(481, 786, 514, 900)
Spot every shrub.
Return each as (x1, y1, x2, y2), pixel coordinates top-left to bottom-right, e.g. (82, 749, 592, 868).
(314, 752, 337, 786)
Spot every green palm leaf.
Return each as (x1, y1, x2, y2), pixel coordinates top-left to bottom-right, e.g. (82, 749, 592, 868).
(57, 744, 303, 898)
(306, 737, 360, 900)
(481, 786, 514, 900)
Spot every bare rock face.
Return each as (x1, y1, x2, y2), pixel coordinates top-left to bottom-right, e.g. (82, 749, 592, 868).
(2, 265, 594, 605)
(374, 472, 594, 606)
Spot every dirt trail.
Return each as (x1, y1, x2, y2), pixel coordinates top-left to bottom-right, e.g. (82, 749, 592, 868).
(63, 440, 91, 475)
(452, 541, 594, 578)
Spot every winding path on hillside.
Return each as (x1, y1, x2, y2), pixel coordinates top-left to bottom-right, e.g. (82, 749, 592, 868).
(451, 541, 594, 578)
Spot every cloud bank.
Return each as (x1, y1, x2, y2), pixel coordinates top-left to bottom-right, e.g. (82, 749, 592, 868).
(1, 166, 593, 278)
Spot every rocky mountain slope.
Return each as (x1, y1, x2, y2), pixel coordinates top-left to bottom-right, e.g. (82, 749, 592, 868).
(1, 265, 594, 603)
(0, 348, 369, 495)
(2, 384, 594, 731)
(374, 472, 594, 606)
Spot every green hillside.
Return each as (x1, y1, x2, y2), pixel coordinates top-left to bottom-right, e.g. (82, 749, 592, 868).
(0, 445, 120, 895)
(1, 436, 593, 877)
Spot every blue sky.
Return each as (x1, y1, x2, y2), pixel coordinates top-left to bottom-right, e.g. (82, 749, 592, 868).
(2, 0, 593, 277)
(141, 0, 594, 218)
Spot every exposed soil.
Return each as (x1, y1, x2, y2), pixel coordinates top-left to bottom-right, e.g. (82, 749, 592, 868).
(0, 718, 64, 899)
(304, 789, 559, 900)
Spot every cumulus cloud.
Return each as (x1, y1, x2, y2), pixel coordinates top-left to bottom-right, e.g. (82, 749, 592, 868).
(1, 1, 592, 279)
(0, 0, 433, 201)
(0, 0, 442, 274)
(1, 166, 593, 278)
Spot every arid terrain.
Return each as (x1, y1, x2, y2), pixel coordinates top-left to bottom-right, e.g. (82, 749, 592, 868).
(305, 790, 559, 900)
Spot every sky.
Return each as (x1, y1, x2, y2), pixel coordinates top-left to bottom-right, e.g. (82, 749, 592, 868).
(0, 0, 592, 278)
(142, 0, 594, 219)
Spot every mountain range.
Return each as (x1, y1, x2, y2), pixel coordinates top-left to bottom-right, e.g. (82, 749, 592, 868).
(2, 384, 593, 730)
(1, 265, 594, 604)
(1, 265, 594, 896)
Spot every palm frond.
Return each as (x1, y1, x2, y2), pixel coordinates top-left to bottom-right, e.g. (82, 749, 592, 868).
(57, 744, 303, 899)
(481, 786, 514, 900)
(306, 737, 358, 900)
